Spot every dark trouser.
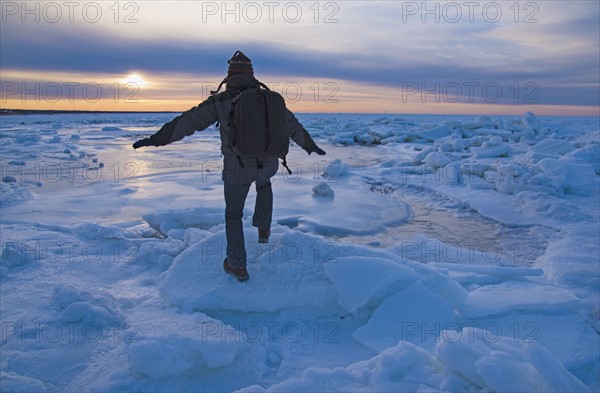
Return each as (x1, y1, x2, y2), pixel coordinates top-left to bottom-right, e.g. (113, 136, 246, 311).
(224, 180, 273, 268)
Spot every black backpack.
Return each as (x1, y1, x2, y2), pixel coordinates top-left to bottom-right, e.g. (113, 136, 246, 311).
(227, 83, 292, 174)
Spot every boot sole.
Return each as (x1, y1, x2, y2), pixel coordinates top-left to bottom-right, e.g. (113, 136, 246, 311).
(223, 260, 249, 282)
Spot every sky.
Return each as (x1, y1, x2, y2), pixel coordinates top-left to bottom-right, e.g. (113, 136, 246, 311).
(1, 0, 599, 115)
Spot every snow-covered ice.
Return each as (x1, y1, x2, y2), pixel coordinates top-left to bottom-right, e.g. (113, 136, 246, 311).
(1, 112, 598, 392)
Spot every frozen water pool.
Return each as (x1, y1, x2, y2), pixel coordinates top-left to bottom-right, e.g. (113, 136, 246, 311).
(395, 192, 552, 267)
(287, 177, 553, 267)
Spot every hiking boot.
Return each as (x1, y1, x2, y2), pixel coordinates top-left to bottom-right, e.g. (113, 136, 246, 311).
(258, 229, 270, 244)
(223, 258, 249, 282)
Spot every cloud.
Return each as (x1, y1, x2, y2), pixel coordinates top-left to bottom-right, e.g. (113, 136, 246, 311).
(1, 1, 598, 109)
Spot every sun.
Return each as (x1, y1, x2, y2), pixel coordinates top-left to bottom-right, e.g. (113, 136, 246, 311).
(121, 73, 147, 87)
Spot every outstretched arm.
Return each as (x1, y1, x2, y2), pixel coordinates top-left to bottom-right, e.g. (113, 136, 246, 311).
(133, 96, 219, 148)
(286, 110, 326, 155)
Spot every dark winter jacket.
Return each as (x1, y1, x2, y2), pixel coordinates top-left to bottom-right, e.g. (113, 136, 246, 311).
(149, 74, 319, 184)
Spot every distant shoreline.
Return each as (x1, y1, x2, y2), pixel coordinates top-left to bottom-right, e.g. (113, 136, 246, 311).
(0, 109, 180, 116)
(1, 109, 596, 118)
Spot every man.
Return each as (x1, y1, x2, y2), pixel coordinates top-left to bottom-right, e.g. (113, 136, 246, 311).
(132, 51, 326, 282)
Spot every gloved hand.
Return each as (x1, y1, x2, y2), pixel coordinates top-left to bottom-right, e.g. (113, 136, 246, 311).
(132, 137, 154, 149)
(309, 145, 326, 156)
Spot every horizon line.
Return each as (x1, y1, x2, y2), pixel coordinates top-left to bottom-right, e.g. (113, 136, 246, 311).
(2, 108, 599, 119)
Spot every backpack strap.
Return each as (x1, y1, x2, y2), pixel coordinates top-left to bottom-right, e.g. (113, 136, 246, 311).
(281, 156, 292, 175)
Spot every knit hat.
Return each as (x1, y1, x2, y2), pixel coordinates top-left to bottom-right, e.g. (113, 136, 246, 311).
(227, 51, 253, 75)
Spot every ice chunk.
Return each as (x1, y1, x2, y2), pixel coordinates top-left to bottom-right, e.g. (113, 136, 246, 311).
(460, 281, 578, 317)
(312, 182, 335, 198)
(462, 116, 499, 130)
(438, 142, 454, 152)
(424, 152, 452, 169)
(353, 281, 456, 351)
(121, 308, 245, 382)
(159, 231, 340, 313)
(353, 132, 381, 145)
(128, 334, 238, 378)
(494, 173, 563, 196)
(1, 242, 35, 268)
(143, 207, 225, 233)
(128, 339, 195, 378)
(537, 158, 597, 196)
(567, 144, 600, 174)
(439, 133, 465, 151)
(460, 162, 490, 178)
(524, 344, 593, 393)
(414, 147, 435, 163)
(471, 142, 511, 158)
(75, 222, 136, 240)
(183, 227, 211, 247)
(416, 125, 452, 141)
(255, 324, 593, 393)
(470, 128, 513, 139)
(522, 111, 542, 131)
(59, 301, 124, 327)
(321, 159, 349, 179)
(52, 286, 125, 327)
(0, 372, 47, 393)
(515, 191, 590, 221)
(437, 328, 593, 393)
(157, 254, 174, 269)
(538, 231, 600, 290)
(128, 334, 239, 378)
(528, 139, 575, 160)
(440, 162, 462, 185)
(236, 341, 439, 393)
(323, 256, 416, 314)
(137, 237, 184, 266)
